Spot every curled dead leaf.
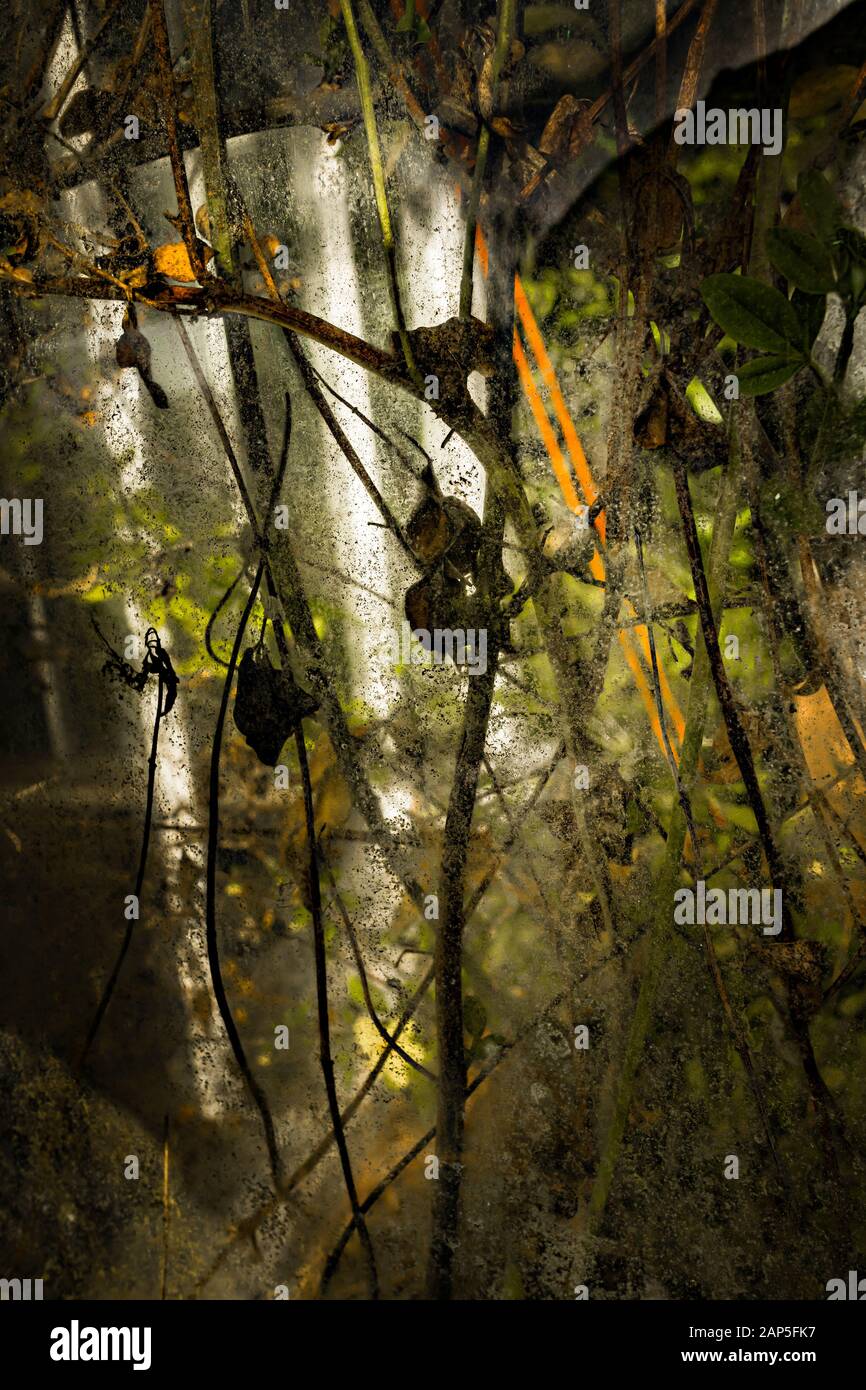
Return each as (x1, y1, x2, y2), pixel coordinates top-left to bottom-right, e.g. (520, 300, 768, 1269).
(233, 648, 318, 766)
(153, 240, 212, 283)
(0, 258, 33, 283)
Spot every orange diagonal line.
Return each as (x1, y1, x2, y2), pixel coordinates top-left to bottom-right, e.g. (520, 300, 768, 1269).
(474, 224, 683, 753)
(513, 276, 603, 540)
(619, 631, 678, 763)
(513, 330, 606, 582)
(628, 616, 686, 745)
(515, 325, 678, 751)
(476, 227, 603, 538)
(512, 329, 579, 508)
(513, 314, 683, 746)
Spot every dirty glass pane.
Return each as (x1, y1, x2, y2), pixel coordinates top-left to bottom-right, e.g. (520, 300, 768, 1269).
(1, 0, 865, 1319)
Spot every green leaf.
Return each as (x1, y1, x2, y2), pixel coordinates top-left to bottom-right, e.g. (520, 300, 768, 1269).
(765, 228, 835, 293)
(686, 376, 723, 423)
(707, 798, 759, 833)
(525, 276, 558, 320)
(798, 170, 842, 243)
(791, 288, 826, 349)
(835, 225, 866, 266)
(737, 355, 804, 396)
(463, 995, 487, 1039)
(700, 274, 805, 353)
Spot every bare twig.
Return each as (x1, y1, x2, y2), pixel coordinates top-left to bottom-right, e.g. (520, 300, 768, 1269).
(672, 453, 789, 923)
(585, 443, 742, 1239)
(148, 0, 205, 281)
(458, 0, 516, 318)
(78, 667, 165, 1070)
(199, 399, 292, 1190)
(191, 744, 564, 1296)
(518, 0, 703, 202)
(655, 0, 668, 124)
(295, 727, 380, 1298)
(339, 0, 419, 383)
(634, 526, 784, 1183)
(323, 856, 437, 1083)
(174, 319, 261, 539)
(322, 989, 578, 1293)
(39, 0, 124, 123)
(672, 454, 842, 1173)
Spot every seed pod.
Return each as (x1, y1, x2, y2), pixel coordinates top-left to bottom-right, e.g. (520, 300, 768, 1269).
(405, 494, 450, 565)
(441, 496, 482, 575)
(115, 312, 169, 409)
(405, 490, 483, 575)
(233, 648, 318, 766)
(115, 323, 152, 375)
(404, 565, 466, 642)
(142, 628, 178, 716)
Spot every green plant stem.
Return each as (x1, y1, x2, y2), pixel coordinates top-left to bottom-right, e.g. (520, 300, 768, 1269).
(585, 436, 741, 1235)
(148, 0, 205, 281)
(296, 724, 379, 1299)
(339, 0, 419, 384)
(204, 559, 284, 1188)
(179, 0, 233, 273)
(457, 0, 515, 319)
(458, 125, 490, 321)
(78, 670, 164, 1070)
(180, 0, 272, 482)
(355, 0, 431, 135)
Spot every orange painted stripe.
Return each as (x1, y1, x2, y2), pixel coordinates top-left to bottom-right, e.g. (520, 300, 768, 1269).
(511, 314, 681, 746)
(475, 223, 489, 276)
(513, 329, 606, 586)
(475, 226, 604, 542)
(516, 328, 676, 753)
(513, 277, 604, 542)
(628, 616, 686, 744)
(512, 328, 578, 508)
(474, 223, 683, 755)
(618, 631, 678, 764)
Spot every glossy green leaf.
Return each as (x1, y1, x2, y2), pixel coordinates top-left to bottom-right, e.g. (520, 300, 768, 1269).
(792, 288, 826, 349)
(765, 228, 835, 293)
(700, 274, 804, 352)
(736, 355, 804, 396)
